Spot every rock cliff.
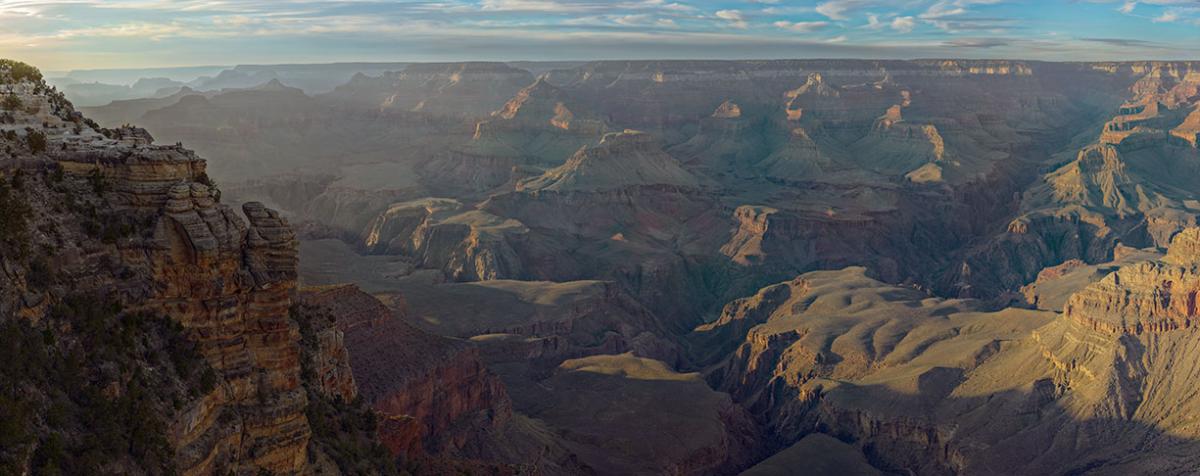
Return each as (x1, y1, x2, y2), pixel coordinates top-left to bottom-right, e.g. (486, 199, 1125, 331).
(297, 285, 513, 468)
(518, 129, 703, 192)
(704, 226, 1200, 474)
(0, 60, 388, 475)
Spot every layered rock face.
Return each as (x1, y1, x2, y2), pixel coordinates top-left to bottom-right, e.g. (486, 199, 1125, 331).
(63, 150, 315, 475)
(517, 129, 703, 192)
(702, 227, 1200, 474)
(1064, 228, 1200, 334)
(361, 198, 527, 281)
(394, 279, 681, 372)
(326, 62, 535, 118)
(0, 64, 389, 475)
(468, 77, 608, 166)
(297, 285, 511, 466)
(949, 62, 1200, 297)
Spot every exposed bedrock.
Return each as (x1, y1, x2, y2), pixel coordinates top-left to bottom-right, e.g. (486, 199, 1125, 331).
(52, 150, 312, 475)
(297, 285, 514, 467)
(705, 226, 1200, 474)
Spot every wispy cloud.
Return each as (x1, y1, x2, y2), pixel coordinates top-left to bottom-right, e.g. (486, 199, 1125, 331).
(921, 1, 965, 19)
(815, 0, 862, 20)
(891, 16, 915, 33)
(773, 20, 830, 33)
(944, 37, 1009, 48)
(1153, 9, 1178, 22)
(1078, 37, 1169, 48)
(714, 9, 748, 28)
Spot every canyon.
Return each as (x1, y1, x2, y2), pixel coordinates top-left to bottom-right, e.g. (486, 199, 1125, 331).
(4, 57, 1200, 474)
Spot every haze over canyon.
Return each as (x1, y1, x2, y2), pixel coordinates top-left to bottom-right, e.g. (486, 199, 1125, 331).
(6, 22, 1200, 476)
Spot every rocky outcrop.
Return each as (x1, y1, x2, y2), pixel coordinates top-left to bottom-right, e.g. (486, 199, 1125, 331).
(1170, 105, 1200, 147)
(20, 132, 315, 475)
(518, 130, 703, 192)
(703, 227, 1200, 474)
(669, 100, 771, 176)
(0, 64, 401, 475)
(517, 353, 765, 475)
(297, 284, 511, 465)
(326, 62, 535, 118)
(104, 175, 311, 474)
(362, 198, 527, 281)
(951, 64, 1200, 298)
(395, 278, 681, 373)
(1062, 228, 1200, 335)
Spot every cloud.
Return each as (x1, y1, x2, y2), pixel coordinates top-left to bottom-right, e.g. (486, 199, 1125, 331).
(864, 14, 884, 30)
(614, 14, 652, 25)
(1078, 37, 1168, 48)
(1153, 10, 1179, 22)
(1118, 1, 1137, 14)
(891, 16, 915, 32)
(53, 22, 192, 41)
(773, 20, 830, 32)
(815, 0, 860, 20)
(479, 0, 597, 12)
(921, 1, 965, 19)
(478, 0, 687, 13)
(715, 9, 748, 28)
(927, 16, 1015, 32)
(943, 37, 1009, 48)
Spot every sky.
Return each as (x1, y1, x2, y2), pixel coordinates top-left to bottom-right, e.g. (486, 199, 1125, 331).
(1, 0, 1199, 71)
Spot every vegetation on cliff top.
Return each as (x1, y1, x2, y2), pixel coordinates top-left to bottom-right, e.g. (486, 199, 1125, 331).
(0, 60, 43, 84)
(0, 294, 214, 476)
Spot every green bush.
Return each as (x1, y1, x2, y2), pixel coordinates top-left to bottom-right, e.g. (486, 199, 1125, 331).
(0, 293, 221, 474)
(1, 94, 20, 111)
(26, 130, 46, 154)
(0, 176, 32, 258)
(0, 59, 43, 83)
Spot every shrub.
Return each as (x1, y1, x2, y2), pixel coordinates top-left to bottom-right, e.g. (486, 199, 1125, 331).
(26, 130, 46, 154)
(0, 59, 43, 83)
(0, 295, 210, 474)
(88, 167, 106, 194)
(0, 176, 32, 257)
(1, 94, 20, 111)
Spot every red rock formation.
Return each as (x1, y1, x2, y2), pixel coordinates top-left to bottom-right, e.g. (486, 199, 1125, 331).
(41, 143, 313, 474)
(298, 284, 511, 464)
(1062, 229, 1200, 335)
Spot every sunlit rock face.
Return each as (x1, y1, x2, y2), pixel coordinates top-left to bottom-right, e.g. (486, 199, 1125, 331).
(701, 226, 1200, 474)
